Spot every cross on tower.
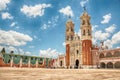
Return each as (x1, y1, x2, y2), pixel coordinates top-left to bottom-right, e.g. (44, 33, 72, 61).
(68, 15, 71, 19)
(83, 6, 87, 12)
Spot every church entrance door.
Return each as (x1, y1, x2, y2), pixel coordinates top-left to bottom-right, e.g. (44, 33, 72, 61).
(75, 59, 79, 69)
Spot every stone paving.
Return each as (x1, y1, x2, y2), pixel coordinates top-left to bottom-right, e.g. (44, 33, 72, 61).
(0, 68, 120, 80)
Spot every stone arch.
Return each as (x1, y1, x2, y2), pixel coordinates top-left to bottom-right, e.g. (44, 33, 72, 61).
(114, 51, 120, 57)
(60, 61, 63, 67)
(107, 62, 113, 68)
(114, 61, 120, 68)
(99, 53, 105, 58)
(75, 59, 79, 69)
(100, 62, 106, 68)
(106, 52, 112, 57)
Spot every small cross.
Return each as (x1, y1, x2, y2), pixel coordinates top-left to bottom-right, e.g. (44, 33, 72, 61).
(68, 15, 71, 19)
(83, 6, 86, 12)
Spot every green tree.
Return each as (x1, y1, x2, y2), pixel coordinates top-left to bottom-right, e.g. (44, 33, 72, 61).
(1, 48, 5, 54)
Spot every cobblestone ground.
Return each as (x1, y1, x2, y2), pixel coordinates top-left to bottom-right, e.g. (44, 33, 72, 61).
(0, 68, 120, 80)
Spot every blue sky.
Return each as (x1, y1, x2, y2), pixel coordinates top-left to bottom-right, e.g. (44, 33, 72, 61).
(0, 0, 120, 58)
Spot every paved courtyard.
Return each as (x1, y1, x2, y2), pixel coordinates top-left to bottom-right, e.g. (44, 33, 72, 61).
(0, 68, 120, 80)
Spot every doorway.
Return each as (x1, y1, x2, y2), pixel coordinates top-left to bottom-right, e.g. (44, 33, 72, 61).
(75, 59, 79, 69)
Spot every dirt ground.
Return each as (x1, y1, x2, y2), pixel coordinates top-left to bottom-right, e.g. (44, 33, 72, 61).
(0, 68, 120, 80)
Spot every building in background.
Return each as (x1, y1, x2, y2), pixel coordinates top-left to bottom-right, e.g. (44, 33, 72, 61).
(53, 8, 120, 69)
(0, 48, 52, 68)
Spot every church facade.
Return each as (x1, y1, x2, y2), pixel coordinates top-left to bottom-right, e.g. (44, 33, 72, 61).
(53, 9, 120, 69)
(65, 10, 92, 68)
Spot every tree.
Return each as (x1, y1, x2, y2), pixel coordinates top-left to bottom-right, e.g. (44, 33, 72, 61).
(1, 48, 6, 54)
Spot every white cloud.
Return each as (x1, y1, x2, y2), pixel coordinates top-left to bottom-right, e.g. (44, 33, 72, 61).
(62, 42, 66, 47)
(41, 16, 59, 30)
(39, 48, 63, 58)
(104, 39, 112, 48)
(80, 0, 89, 7)
(0, 45, 17, 53)
(92, 38, 97, 44)
(101, 13, 111, 24)
(0, 0, 10, 11)
(59, 6, 74, 17)
(105, 24, 116, 33)
(0, 30, 33, 46)
(94, 24, 116, 41)
(10, 22, 16, 27)
(117, 47, 120, 49)
(112, 31, 120, 44)
(33, 35, 38, 39)
(21, 4, 51, 18)
(94, 30, 110, 41)
(98, 31, 120, 49)
(18, 49, 24, 54)
(1, 12, 13, 20)
(25, 51, 31, 55)
(29, 46, 35, 48)
(41, 24, 50, 30)
(92, 25, 98, 31)
(15, 26, 20, 29)
(0, 45, 25, 54)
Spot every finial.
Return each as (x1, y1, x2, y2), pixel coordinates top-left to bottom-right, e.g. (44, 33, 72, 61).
(83, 6, 86, 12)
(68, 15, 71, 19)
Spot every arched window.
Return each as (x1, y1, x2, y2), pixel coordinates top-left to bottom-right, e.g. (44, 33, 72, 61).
(77, 50, 79, 54)
(115, 61, 120, 68)
(71, 36, 73, 40)
(83, 30, 85, 35)
(99, 53, 105, 58)
(71, 28, 73, 32)
(60, 61, 62, 67)
(82, 20, 85, 25)
(66, 36, 69, 40)
(107, 62, 113, 68)
(106, 52, 112, 57)
(100, 62, 106, 68)
(88, 29, 91, 35)
(114, 51, 120, 57)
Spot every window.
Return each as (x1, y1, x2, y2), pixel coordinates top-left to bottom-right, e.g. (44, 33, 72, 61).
(71, 36, 73, 40)
(87, 20, 90, 25)
(71, 28, 73, 31)
(82, 20, 85, 25)
(77, 50, 79, 54)
(88, 30, 91, 35)
(83, 30, 85, 35)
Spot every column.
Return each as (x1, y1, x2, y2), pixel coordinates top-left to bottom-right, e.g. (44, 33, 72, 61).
(36, 59, 38, 68)
(10, 56, 13, 67)
(19, 58, 22, 68)
(28, 58, 30, 68)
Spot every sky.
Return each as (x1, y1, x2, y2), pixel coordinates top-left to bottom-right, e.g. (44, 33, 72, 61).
(0, 0, 120, 58)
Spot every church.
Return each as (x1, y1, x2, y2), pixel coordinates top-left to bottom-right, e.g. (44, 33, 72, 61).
(53, 8, 120, 69)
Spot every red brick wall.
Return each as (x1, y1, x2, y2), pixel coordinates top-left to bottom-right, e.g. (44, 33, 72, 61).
(0, 57, 10, 67)
(82, 40, 92, 65)
(66, 44, 70, 67)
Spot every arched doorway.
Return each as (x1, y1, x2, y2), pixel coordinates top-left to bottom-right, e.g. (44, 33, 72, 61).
(115, 62, 120, 68)
(75, 59, 79, 69)
(60, 61, 62, 67)
(100, 62, 106, 68)
(107, 62, 113, 68)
